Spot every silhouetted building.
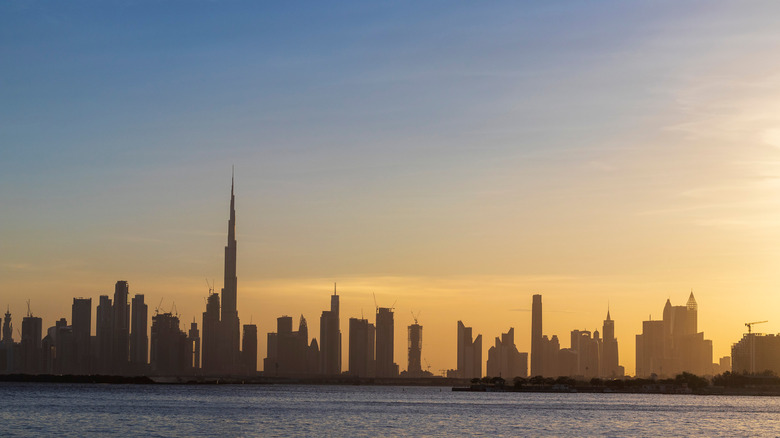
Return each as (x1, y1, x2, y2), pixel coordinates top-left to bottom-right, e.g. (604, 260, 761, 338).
(72, 298, 91, 375)
(570, 329, 600, 378)
(54, 318, 75, 374)
(130, 294, 148, 374)
(150, 312, 189, 375)
(112, 281, 130, 374)
(348, 317, 375, 377)
(541, 334, 560, 377)
(636, 292, 713, 377)
(21, 314, 42, 374)
(264, 315, 314, 376)
(487, 328, 527, 379)
(531, 294, 543, 376)
(407, 322, 422, 377)
(1, 307, 14, 372)
(242, 324, 257, 374)
(456, 320, 482, 379)
(376, 307, 398, 377)
(732, 333, 780, 375)
(188, 320, 200, 371)
(201, 174, 243, 375)
(221, 175, 241, 374)
(202, 292, 221, 374)
(600, 309, 623, 378)
(95, 295, 113, 373)
(319, 287, 341, 375)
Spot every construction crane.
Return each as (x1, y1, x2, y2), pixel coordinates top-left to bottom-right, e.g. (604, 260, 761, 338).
(745, 321, 768, 334)
(373, 292, 397, 312)
(411, 310, 421, 325)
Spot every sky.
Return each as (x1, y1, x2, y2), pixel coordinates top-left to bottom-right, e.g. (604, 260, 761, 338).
(3, 1, 780, 375)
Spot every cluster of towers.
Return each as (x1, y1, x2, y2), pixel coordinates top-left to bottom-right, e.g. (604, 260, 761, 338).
(0, 281, 203, 376)
(263, 290, 415, 379)
(635, 292, 714, 377)
(529, 294, 623, 379)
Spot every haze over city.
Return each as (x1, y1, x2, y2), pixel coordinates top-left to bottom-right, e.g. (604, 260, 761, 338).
(3, 1, 780, 376)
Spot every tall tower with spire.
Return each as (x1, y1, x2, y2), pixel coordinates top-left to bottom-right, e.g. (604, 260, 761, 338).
(221, 171, 241, 373)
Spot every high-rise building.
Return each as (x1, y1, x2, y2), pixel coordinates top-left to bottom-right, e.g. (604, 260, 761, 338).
(531, 294, 543, 377)
(407, 322, 422, 377)
(486, 327, 528, 379)
(71, 298, 91, 375)
(375, 307, 397, 377)
(732, 333, 780, 375)
(220, 174, 241, 374)
(600, 309, 623, 378)
(348, 317, 375, 377)
(130, 294, 148, 374)
(21, 314, 42, 374)
(319, 287, 341, 375)
(456, 320, 482, 379)
(112, 281, 130, 374)
(150, 312, 189, 375)
(570, 329, 600, 378)
(188, 321, 200, 371)
(201, 173, 242, 375)
(242, 324, 257, 375)
(201, 292, 221, 374)
(1, 307, 14, 372)
(96, 295, 113, 374)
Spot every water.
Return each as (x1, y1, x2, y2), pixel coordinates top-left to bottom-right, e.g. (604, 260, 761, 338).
(1, 383, 778, 436)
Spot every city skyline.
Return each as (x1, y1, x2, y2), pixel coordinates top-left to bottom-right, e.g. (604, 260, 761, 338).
(4, 2, 780, 375)
(0, 175, 747, 377)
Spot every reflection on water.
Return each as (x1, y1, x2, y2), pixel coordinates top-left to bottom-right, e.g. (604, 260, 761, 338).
(0, 383, 778, 437)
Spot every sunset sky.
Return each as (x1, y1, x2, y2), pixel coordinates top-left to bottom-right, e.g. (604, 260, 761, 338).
(3, 1, 780, 375)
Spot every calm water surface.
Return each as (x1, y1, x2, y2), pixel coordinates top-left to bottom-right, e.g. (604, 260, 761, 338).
(1, 383, 778, 436)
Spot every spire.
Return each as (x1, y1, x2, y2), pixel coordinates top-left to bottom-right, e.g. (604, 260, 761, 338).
(687, 290, 697, 311)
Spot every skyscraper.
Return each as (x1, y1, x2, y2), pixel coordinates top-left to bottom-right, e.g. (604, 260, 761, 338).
(112, 281, 130, 374)
(71, 298, 92, 375)
(456, 320, 482, 379)
(96, 295, 113, 374)
(319, 287, 341, 375)
(600, 309, 622, 378)
(531, 294, 543, 377)
(348, 317, 375, 377)
(201, 173, 243, 375)
(220, 173, 241, 374)
(407, 321, 422, 377)
(21, 313, 42, 374)
(150, 312, 189, 375)
(201, 292, 221, 374)
(486, 327, 528, 379)
(130, 294, 148, 373)
(242, 324, 257, 375)
(375, 307, 397, 377)
(188, 320, 200, 371)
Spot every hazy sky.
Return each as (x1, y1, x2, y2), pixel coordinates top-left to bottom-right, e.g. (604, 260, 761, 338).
(3, 1, 780, 374)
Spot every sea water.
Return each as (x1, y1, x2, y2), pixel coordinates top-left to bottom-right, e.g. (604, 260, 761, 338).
(1, 383, 778, 436)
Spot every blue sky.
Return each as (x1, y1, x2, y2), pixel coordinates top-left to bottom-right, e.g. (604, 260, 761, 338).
(3, 1, 780, 371)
